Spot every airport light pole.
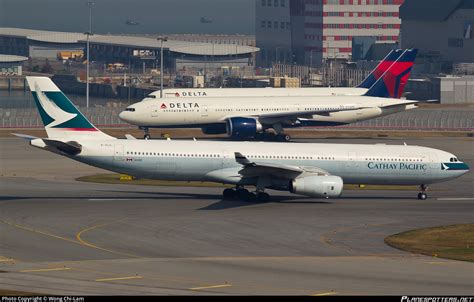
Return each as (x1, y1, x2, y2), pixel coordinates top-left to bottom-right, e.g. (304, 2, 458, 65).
(275, 47, 281, 64)
(157, 36, 168, 98)
(85, 1, 95, 109)
(85, 31, 93, 109)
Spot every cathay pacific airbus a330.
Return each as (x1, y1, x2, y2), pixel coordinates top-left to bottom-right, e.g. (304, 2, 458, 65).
(15, 77, 469, 201)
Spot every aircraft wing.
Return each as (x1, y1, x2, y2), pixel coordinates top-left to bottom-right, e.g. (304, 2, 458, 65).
(255, 105, 361, 122)
(42, 139, 82, 156)
(234, 152, 329, 179)
(378, 100, 420, 108)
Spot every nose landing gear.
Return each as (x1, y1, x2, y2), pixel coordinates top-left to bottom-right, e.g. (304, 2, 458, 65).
(417, 184, 428, 200)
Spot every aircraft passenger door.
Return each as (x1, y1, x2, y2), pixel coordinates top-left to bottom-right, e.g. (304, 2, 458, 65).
(428, 153, 439, 173)
(201, 105, 208, 118)
(151, 106, 159, 117)
(421, 155, 429, 174)
(221, 150, 234, 169)
(347, 152, 358, 168)
(114, 144, 124, 161)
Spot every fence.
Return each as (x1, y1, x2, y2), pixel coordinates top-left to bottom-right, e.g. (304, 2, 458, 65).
(0, 107, 126, 128)
(0, 107, 472, 131)
(272, 63, 371, 87)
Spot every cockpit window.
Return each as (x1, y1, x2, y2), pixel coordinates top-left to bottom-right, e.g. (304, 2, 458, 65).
(125, 108, 135, 112)
(450, 157, 459, 162)
(147, 94, 157, 99)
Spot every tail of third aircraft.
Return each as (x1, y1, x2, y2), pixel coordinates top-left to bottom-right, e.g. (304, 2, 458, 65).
(357, 49, 403, 89)
(26, 77, 114, 140)
(364, 49, 418, 99)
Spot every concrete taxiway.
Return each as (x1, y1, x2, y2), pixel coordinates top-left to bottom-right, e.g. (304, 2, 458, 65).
(0, 136, 473, 295)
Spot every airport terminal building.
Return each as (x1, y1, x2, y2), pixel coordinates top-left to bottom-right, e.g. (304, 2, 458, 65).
(400, 0, 474, 64)
(0, 28, 260, 72)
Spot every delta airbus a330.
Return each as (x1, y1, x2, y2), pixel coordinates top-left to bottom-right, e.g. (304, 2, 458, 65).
(119, 49, 419, 140)
(15, 77, 469, 202)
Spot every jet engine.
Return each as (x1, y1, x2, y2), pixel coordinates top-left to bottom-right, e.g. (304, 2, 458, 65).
(201, 123, 227, 135)
(290, 175, 343, 198)
(226, 117, 263, 138)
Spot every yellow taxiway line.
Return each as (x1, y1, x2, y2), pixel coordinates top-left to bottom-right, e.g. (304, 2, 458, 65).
(190, 284, 232, 291)
(95, 275, 143, 282)
(20, 267, 71, 273)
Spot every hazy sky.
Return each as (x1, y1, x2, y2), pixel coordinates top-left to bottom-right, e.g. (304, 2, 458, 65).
(0, 0, 256, 35)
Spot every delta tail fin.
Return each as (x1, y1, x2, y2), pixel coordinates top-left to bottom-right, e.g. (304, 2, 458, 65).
(364, 49, 418, 99)
(357, 49, 403, 89)
(26, 77, 114, 140)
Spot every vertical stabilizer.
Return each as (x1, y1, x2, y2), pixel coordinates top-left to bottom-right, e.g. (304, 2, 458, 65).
(26, 77, 114, 140)
(364, 49, 418, 99)
(357, 49, 403, 89)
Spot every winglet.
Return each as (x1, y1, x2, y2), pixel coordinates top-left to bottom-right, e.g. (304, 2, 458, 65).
(235, 152, 253, 166)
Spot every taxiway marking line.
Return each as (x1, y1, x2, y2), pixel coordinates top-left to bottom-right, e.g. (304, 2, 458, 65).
(0, 219, 79, 245)
(95, 275, 143, 282)
(427, 261, 449, 265)
(0, 218, 141, 259)
(75, 220, 143, 259)
(312, 292, 338, 296)
(88, 199, 139, 201)
(190, 284, 232, 291)
(20, 267, 71, 273)
(437, 198, 474, 201)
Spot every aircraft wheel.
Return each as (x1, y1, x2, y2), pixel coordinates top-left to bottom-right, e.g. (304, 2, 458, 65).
(237, 189, 258, 202)
(257, 192, 270, 202)
(144, 134, 151, 140)
(236, 188, 250, 200)
(246, 193, 258, 202)
(223, 188, 236, 200)
(418, 192, 428, 200)
(277, 134, 291, 142)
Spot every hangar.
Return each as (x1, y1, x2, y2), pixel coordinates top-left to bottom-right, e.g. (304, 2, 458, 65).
(0, 28, 260, 72)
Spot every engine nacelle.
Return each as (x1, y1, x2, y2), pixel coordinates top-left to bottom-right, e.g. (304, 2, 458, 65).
(290, 175, 343, 198)
(202, 124, 227, 135)
(226, 117, 263, 138)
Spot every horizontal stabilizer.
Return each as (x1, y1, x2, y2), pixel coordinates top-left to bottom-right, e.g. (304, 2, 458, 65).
(11, 133, 39, 141)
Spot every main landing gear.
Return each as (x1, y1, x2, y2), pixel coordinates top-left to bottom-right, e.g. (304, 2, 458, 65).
(272, 123, 291, 142)
(255, 132, 291, 142)
(141, 127, 151, 140)
(223, 187, 271, 202)
(417, 184, 428, 200)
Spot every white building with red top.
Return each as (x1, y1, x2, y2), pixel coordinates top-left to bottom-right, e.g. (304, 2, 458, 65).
(256, 0, 404, 67)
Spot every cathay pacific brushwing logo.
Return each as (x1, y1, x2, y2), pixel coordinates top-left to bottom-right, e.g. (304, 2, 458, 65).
(35, 83, 77, 128)
(441, 162, 469, 171)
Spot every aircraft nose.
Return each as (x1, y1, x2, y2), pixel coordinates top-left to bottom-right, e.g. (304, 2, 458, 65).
(119, 110, 133, 123)
(462, 162, 470, 175)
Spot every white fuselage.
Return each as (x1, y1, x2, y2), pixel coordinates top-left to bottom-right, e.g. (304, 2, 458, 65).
(159, 87, 369, 98)
(119, 95, 416, 127)
(31, 139, 468, 188)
